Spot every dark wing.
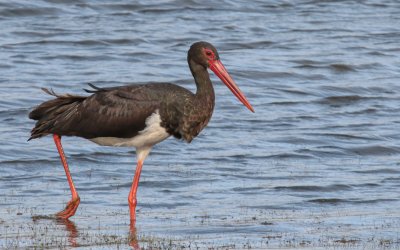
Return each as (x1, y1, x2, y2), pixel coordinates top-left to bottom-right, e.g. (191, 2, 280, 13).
(68, 84, 164, 138)
(29, 83, 184, 140)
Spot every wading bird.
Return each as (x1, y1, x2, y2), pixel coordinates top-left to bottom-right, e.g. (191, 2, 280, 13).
(29, 41, 254, 223)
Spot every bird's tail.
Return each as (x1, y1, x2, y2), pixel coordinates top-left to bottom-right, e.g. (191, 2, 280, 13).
(28, 88, 86, 140)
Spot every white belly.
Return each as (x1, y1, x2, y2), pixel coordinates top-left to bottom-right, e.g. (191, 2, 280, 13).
(89, 110, 170, 148)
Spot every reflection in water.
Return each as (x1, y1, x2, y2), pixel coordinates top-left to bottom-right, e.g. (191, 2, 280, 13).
(31, 215, 141, 248)
(56, 218, 79, 247)
(31, 215, 79, 247)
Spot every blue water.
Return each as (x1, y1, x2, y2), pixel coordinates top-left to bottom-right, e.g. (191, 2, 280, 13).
(1, 0, 400, 248)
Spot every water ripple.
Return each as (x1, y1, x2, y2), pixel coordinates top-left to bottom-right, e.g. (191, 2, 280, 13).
(1, 0, 400, 248)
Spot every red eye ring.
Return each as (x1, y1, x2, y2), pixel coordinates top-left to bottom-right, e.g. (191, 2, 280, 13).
(204, 49, 214, 59)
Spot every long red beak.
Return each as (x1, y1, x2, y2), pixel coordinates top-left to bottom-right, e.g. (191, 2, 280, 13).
(209, 60, 254, 113)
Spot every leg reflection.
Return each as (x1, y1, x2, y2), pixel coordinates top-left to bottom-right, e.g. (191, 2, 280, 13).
(56, 218, 79, 247)
(32, 215, 79, 247)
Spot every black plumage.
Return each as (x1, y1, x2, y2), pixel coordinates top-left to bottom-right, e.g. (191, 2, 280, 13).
(29, 82, 211, 142)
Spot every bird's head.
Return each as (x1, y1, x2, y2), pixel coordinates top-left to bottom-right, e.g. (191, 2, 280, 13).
(188, 41, 254, 113)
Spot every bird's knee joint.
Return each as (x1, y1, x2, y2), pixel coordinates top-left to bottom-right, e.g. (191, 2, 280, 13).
(73, 196, 80, 204)
(128, 197, 137, 207)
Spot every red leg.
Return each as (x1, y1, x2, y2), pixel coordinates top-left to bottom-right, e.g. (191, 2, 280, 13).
(129, 223, 140, 249)
(128, 159, 143, 223)
(53, 134, 80, 219)
(128, 148, 150, 223)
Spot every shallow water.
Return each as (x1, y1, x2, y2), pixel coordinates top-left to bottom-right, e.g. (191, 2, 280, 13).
(1, 0, 400, 249)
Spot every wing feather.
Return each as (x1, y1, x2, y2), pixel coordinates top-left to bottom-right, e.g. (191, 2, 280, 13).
(61, 85, 163, 138)
(29, 83, 195, 140)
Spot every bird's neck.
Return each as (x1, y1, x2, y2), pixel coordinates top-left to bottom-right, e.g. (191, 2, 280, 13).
(188, 59, 215, 101)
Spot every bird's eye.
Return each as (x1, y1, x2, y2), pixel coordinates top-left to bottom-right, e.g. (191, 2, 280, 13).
(204, 49, 214, 59)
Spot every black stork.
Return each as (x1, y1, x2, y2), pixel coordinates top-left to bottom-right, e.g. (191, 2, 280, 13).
(28, 41, 254, 223)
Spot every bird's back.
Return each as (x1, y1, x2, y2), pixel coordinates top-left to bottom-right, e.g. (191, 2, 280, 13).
(29, 83, 195, 141)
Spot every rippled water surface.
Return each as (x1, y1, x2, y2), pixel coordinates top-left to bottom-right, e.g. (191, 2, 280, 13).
(1, 0, 400, 249)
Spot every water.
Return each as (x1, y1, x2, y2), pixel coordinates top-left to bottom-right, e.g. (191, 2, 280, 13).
(1, 0, 400, 248)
